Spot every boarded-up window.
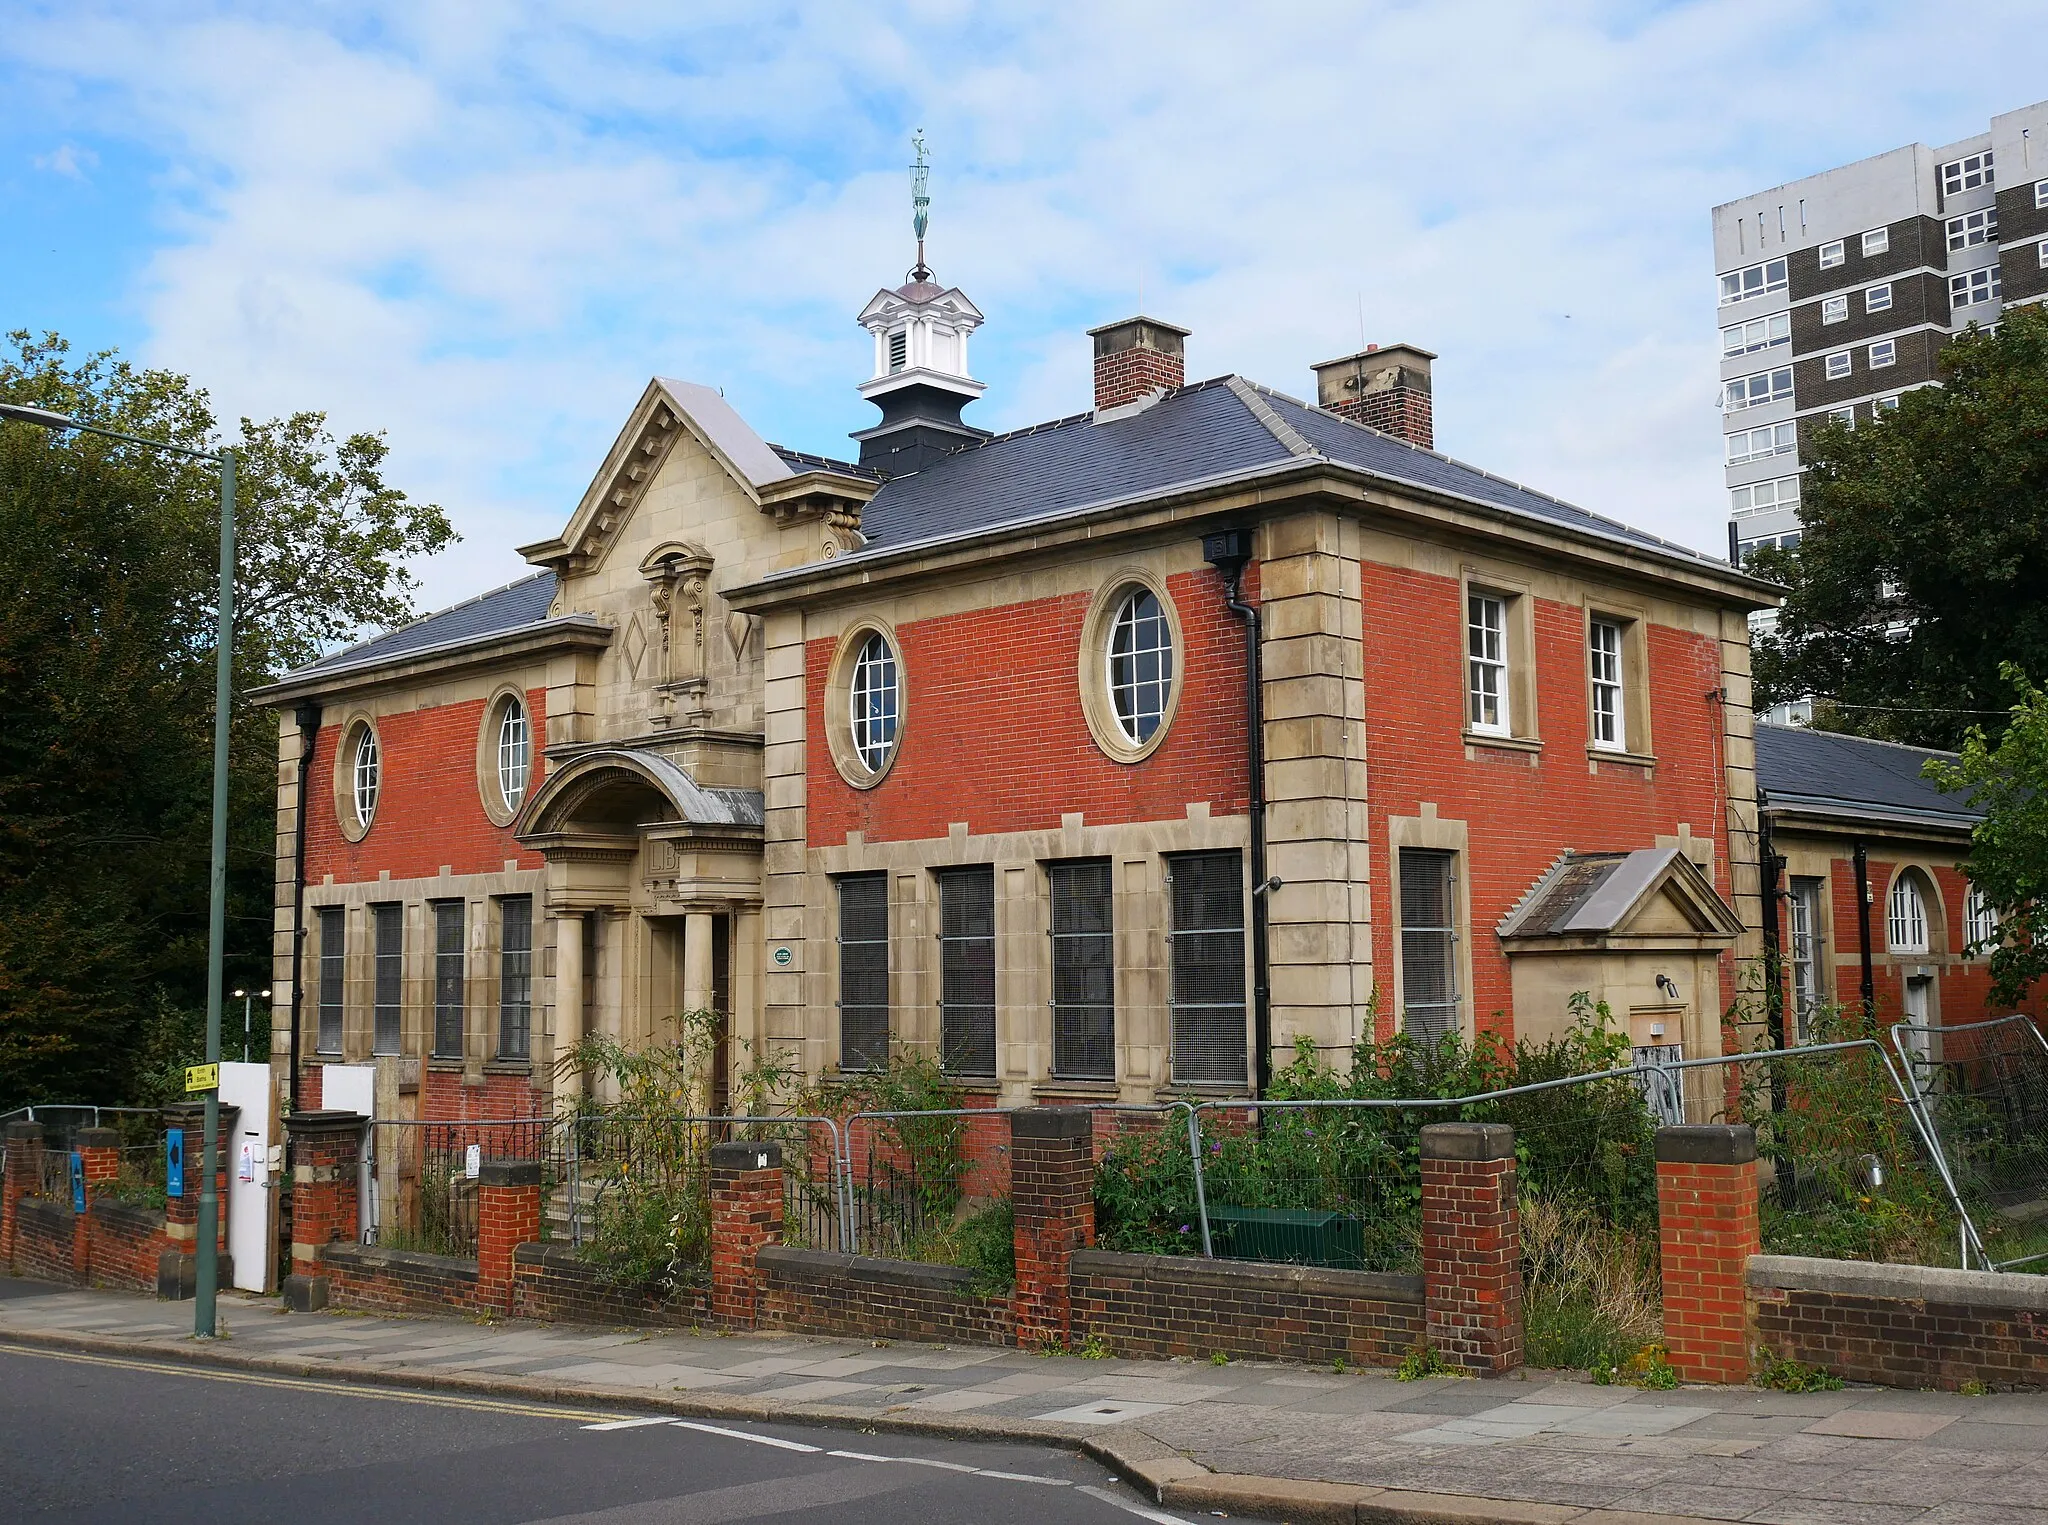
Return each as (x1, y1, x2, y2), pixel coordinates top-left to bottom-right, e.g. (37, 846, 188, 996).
(1168, 852, 1247, 1086)
(838, 875, 889, 1072)
(1050, 860, 1115, 1080)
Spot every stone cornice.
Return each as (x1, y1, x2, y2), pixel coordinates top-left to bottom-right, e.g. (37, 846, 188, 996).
(251, 617, 613, 707)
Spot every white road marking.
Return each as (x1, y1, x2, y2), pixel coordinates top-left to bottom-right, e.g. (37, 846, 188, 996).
(827, 1449, 896, 1462)
(976, 1468, 1072, 1485)
(1079, 1482, 1193, 1524)
(668, 1419, 821, 1453)
(580, 1417, 675, 1431)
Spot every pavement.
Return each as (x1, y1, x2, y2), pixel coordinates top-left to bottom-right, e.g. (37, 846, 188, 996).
(5, 1277, 2047, 1524)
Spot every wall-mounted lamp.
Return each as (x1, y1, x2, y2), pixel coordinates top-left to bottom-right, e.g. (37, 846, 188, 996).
(1655, 973, 1681, 1000)
(1253, 875, 1284, 898)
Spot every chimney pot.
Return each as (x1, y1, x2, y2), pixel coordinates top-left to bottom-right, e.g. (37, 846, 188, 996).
(1088, 316, 1190, 413)
(1311, 342, 1436, 450)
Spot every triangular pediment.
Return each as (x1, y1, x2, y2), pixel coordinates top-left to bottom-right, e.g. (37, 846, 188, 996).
(1499, 847, 1742, 948)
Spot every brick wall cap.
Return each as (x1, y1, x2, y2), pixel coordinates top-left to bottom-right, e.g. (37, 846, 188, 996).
(477, 1159, 542, 1187)
(709, 1139, 783, 1171)
(513, 1242, 586, 1270)
(323, 1240, 480, 1281)
(1418, 1121, 1515, 1160)
(1011, 1106, 1093, 1140)
(282, 1109, 369, 1139)
(6, 1120, 46, 1142)
(756, 1244, 980, 1295)
(1748, 1253, 2048, 1313)
(162, 1102, 242, 1133)
(73, 1127, 123, 1150)
(1657, 1124, 1757, 1165)
(1070, 1247, 1425, 1303)
(89, 1197, 165, 1233)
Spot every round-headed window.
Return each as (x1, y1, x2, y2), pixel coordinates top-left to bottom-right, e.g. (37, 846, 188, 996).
(1887, 873, 1929, 954)
(849, 631, 900, 772)
(349, 723, 381, 831)
(496, 696, 530, 811)
(1107, 587, 1175, 745)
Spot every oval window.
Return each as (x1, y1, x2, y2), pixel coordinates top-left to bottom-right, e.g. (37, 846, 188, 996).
(849, 632, 900, 772)
(496, 697, 530, 811)
(1107, 588, 1175, 745)
(351, 724, 381, 830)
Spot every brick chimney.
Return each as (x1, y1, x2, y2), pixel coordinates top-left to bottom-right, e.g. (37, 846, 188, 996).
(1311, 343, 1436, 449)
(1088, 316, 1189, 412)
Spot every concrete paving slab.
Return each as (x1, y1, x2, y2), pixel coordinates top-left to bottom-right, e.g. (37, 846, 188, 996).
(1804, 1409, 1959, 1440)
(1386, 1380, 1538, 1415)
(899, 1389, 1020, 1413)
(1742, 1501, 1931, 1525)
(1599, 1481, 1781, 1520)
(716, 1355, 828, 1377)
(750, 1378, 876, 1402)
(1034, 1398, 1174, 1426)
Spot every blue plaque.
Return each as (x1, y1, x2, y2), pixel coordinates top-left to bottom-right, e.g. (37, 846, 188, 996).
(166, 1128, 185, 1199)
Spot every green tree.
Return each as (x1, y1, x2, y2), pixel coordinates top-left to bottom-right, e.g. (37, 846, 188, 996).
(1926, 665, 2048, 1006)
(1751, 303, 2048, 750)
(0, 330, 455, 1108)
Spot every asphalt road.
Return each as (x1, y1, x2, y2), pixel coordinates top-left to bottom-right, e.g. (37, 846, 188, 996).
(0, 1345, 1190, 1525)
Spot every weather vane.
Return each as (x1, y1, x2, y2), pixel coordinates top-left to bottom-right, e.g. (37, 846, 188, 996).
(910, 129, 931, 278)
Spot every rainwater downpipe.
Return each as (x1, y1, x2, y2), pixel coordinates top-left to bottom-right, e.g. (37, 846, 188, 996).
(286, 701, 322, 1114)
(1853, 839, 1876, 1015)
(1205, 530, 1272, 1097)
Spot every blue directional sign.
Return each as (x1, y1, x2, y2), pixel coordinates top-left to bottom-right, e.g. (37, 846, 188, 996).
(166, 1129, 185, 1199)
(69, 1152, 84, 1213)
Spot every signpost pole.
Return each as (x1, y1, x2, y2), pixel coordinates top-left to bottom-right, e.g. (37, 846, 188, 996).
(194, 449, 236, 1339)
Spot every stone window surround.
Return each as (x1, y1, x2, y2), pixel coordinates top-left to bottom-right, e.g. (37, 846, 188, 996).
(806, 809, 1250, 1099)
(1078, 566, 1186, 766)
(1386, 808, 1475, 1044)
(301, 864, 544, 1079)
(821, 618, 905, 790)
(475, 683, 533, 829)
(1883, 861, 1948, 961)
(332, 710, 383, 843)
(1456, 565, 1541, 755)
(1580, 595, 1656, 768)
(1775, 846, 1840, 1021)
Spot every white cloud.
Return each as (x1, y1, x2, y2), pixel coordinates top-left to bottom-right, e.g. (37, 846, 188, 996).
(5, 1, 2044, 617)
(32, 141, 97, 178)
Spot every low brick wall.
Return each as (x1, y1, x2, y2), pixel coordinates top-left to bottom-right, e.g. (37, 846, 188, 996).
(14, 1198, 79, 1285)
(1749, 1255, 2048, 1391)
(322, 1241, 481, 1315)
(756, 1247, 1014, 1346)
(510, 1243, 709, 1328)
(88, 1199, 168, 1291)
(1071, 1249, 1426, 1367)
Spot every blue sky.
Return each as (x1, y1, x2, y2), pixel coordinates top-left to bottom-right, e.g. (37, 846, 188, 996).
(4, 2, 2043, 617)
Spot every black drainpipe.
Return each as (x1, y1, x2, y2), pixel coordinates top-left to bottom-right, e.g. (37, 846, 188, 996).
(1758, 791, 1785, 1053)
(286, 701, 323, 1114)
(1852, 838, 1876, 1016)
(1204, 530, 1272, 1097)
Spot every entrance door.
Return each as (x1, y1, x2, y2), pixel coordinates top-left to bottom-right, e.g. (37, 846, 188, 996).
(1901, 976, 1936, 1094)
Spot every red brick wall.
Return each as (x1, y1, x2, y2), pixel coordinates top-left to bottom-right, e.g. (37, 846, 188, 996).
(1094, 347, 1185, 410)
(756, 1246, 1015, 1346)
(305, 687, 546, 883)
(808, 570, 1252, 847)
(421, 1069, 542, 1122)
(1821, 854, 2041, 1029)
(12, 1198, 77, 1284)
(1658, 1143, 1759, 1384)
(1362, 564, 1730, 1040)
(322, 1241, 482, 1314)
(512, 1242, 710, 1327)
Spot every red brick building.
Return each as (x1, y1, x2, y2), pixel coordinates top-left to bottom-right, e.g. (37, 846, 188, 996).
(260, 253, 1789, 1123)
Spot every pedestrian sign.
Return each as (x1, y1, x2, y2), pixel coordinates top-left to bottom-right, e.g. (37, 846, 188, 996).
(185, 1062, 219, 1093)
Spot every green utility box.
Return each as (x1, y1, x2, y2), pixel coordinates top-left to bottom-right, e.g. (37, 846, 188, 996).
(1206, 1205, 1367, 1269)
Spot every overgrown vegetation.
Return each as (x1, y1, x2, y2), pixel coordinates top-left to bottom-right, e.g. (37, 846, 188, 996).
(1753, 1349, 1844, 1392)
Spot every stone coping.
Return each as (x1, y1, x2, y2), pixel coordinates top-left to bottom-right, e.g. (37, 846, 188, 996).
(18, 1196, 74, 1221)
(1749, 1253, 2048, 1313)
(88, 1197, 165, 1233)
(757, 1245, 986, 1296)
(1071, 1247, 1425, 1302)
(323, 1240, 478, 1283)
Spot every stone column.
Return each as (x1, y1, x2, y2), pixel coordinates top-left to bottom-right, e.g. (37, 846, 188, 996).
(709, 1140, 784, 1327)
(476, 1160, 541, 1311)
(682, 911, 716, 1015)
(1657, 1124, 1759, 1384)
(3, 1120, 43, 1268)
(281, 1110, 366, 1313)
(552, 910, 585, 1109)
(1010, 1108, 1095, 1351)
(1420, 1122, 1523, 1374)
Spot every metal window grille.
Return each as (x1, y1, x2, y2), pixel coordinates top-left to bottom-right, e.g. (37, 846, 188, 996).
(1050, 859, 1115, 1079)
(316, 906, 345, 1054)
(1466, 592, 1508, 732)
(1888, 876, 1928, 954)
(352, 726, 380, 827)
(837, 874, 889, 1071)
(1107, 588, 1174, 744)
(1168, 852, 1247, 1086)
(372, 903, 403, 1055)
(433, 901, 466, 1058)
(1399, 848, 1460, 1044)
(498, 896, 532, 1060)
(497, 699, 529, 810)
(1589, 618, 1624, 750)
(1788, 878, 1825, 1042)
(936, 867, 996, 1078)
(849, 633, 899, 772)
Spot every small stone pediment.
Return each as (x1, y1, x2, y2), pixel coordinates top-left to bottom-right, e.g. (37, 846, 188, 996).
(1498, 847, 1741, 951)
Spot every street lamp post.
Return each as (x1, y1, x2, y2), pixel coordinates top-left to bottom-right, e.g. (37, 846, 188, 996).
(1, 400, 236, 1340)
(232, 987, 273, 1063)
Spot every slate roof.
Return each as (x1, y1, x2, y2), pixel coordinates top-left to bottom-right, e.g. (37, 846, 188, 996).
(840, 376, 1736, 575)
(1755, 723, 1981, 827)
(303, 571, 557, 673)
